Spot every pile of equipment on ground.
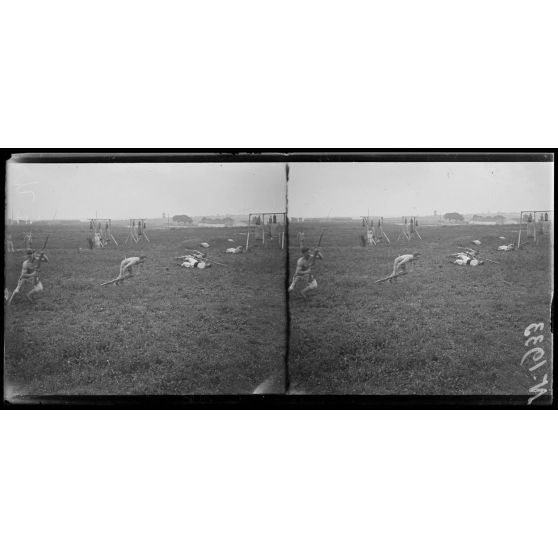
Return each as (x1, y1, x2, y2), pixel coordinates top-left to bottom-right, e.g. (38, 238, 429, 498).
(176, 250, 212, 269)
(449, 247, 484, 266)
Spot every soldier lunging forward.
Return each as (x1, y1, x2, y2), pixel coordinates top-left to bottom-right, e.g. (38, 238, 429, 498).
(389, 253, 420, 282)
(115, 255, 147, 284)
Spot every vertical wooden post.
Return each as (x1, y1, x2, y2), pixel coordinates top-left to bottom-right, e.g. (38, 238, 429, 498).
(245, 213, 251, 251)
(534, 212, 537, 243)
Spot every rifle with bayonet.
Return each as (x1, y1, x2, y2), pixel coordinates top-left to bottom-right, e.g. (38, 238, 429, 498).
(35, 235, 49, 276)
(308, 230, 324, 267)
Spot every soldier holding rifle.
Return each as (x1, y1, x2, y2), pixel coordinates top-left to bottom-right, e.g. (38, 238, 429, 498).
(288, 243, 323, 301)
(8, 243, 49, 304)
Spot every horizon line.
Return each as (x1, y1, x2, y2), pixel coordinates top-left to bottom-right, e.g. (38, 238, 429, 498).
(7, 210, 538, 223)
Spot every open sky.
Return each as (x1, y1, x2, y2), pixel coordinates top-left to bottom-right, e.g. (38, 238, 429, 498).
(5, 162, 287, 221)
(5, 159, 553, 221)
(288, 162, 553, 217)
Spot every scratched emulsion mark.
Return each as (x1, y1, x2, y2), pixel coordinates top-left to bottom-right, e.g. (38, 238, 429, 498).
(10, 181, 38, 223)
(521, 322, 550, 405)
(15, 181, 38, 202)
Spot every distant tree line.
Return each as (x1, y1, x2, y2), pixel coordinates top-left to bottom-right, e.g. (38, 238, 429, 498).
(443, 212, 464, 222)
(172, 215, 235, 226)
(172, 215, 193, 224)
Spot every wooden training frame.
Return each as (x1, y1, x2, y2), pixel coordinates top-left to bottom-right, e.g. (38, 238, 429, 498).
(517, 210, 553, 247)
(396, 216, 421, 241)
(361, 214, 390, 246)
(245, 212, 286, 250)
(89, 218, 118, 247)
(361, 215, 375, 246)
(125, 218, 150, 244)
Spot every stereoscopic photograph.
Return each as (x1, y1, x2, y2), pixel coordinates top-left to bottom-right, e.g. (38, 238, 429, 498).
(3, 153, 554, 404)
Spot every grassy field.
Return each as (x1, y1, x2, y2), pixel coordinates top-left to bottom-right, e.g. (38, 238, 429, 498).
(4, 223, 286, 396)
(287, 221, 553, 396)
(4, 220, 553, 399)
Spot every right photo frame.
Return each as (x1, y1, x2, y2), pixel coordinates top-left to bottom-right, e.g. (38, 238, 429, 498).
(286, 153, 553, 405)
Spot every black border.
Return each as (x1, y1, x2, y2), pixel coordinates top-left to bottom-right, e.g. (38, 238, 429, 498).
(5, 149, 555, 163)
(2, 149, 556, 410)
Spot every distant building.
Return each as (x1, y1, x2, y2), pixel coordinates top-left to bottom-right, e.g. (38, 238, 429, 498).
(197, 216, 235, 227)
(303, 217, 354, 222)
(470, 214, 505, 225)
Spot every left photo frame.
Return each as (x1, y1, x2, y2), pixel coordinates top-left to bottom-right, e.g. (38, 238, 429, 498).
(4, 154, 289, 401)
